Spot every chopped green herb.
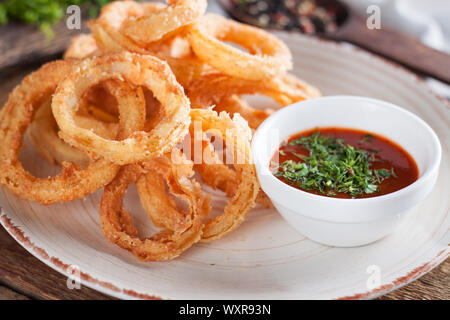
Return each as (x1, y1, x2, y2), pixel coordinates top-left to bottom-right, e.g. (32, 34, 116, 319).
(274, 132, 395, 198)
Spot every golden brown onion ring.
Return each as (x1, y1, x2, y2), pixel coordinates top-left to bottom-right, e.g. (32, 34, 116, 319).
(187, 72, 308, 108)
(0, 61, 144, 204)
(122, 0, 207, 45)
(28, 99, 101, 167)
(28, 79, 146, 167)
(99, 150, 210, 261)
(186, 73, 309, 129)
(189, 108, 259, 241)
(52, 52, 190, 165)
(192, 136, 273, 208)
(187, 14, 292, 80)
(137, 150, 211, 234)
(164, 56, 215, 88)
(187, 72, 320, 129)
(138, 109, 260, 240)
(88, 1, 174, 55)
(193, 138, 237, 197)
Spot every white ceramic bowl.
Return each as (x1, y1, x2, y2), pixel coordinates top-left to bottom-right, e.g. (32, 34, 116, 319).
(252, 96, 442, 247)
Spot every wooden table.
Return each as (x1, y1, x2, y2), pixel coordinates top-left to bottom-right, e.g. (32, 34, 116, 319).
(0, 2, 448, 301)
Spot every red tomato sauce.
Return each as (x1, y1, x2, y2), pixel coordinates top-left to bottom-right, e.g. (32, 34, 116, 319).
(271, 127, 419, 198)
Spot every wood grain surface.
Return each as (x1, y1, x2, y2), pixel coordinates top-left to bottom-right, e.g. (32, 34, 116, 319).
(0, 12, 89, 70)
(0, 225, 112, 300)
(0, 64, 448, 300)
(219, 0, 450, 85)
(327, 7, 450, 85)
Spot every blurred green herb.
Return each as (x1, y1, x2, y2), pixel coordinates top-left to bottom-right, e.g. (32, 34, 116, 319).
(274, 132, 395, 198)
(0, 0, 113, 38)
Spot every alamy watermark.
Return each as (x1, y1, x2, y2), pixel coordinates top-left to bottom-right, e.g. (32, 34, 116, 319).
(66, 5, 81, 30)
(367, 5, 381, 30)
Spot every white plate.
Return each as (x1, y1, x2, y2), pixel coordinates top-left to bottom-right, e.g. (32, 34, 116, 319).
(1, 33, 449, 300)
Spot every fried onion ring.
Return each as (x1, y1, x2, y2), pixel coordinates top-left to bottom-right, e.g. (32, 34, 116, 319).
(0, 61, 145, 204)
(187, 14, 292, 80)
(137, 150, 211, 233)
(164, 56, 215, 88)
(28, 79, 146, 167)
(88, 1, 173, 55)
(99, 149, 210, 261)
(52, 52, 190, 165)
(192, 135, 273, 208)
(137, 109, 259, 240)
(28, 99, 99, 167)
(189, 108, 259, 241)
(187, 72, 308, 108)
(186, 72, 312, 128)
(122, 0, 207, 45)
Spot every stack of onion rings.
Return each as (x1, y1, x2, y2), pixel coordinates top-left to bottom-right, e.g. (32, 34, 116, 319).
(0, 0, 322, 260)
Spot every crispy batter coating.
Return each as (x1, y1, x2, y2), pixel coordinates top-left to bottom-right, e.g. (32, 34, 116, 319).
(100, 149, 210, 261)
(28, 79, 145, 166)
(52, 52, 190, 165)
(88, 1, 175, 55)
(189, 109, 259, 241)
(0, 61, 119, 204)
(122, 0, 207, 45)
(138, 109, 260, 241)
(187, 14, 292, 80)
